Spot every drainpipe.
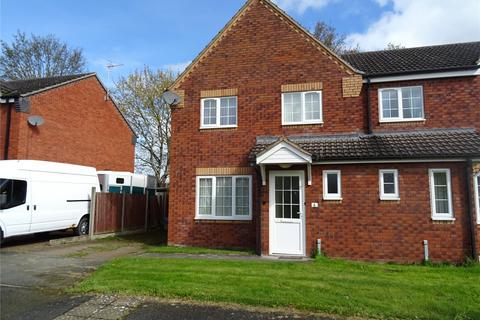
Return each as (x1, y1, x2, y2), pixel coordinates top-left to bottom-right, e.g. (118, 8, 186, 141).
(466, 159, 478, 260)
(366, 77, 372, 134)
(3, 103, 12, 160)
(255, 166, 263, 256)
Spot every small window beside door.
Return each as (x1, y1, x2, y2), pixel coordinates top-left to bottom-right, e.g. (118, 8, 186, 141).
(379, 169, 399, 200)
(323, 170, 342, 200)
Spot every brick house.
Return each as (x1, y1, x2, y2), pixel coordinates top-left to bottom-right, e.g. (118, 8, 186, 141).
(0, 73, 135, 171)
(168, 0, 480, 263)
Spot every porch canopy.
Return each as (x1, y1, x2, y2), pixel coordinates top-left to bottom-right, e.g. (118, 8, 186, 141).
(252, 128, 480, 185)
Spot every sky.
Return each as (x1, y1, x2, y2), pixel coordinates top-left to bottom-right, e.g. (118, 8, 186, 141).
(1, 0, 479, 86)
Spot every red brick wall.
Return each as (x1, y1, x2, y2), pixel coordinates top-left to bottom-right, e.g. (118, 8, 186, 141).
(369, 76, 480, 132)
(2, 76, 134, 171)
(260, 163, 472, 263)
(168, 0, 364, 249)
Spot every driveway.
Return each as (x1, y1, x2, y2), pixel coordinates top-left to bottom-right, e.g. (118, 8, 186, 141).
(0, 232, 146, 320)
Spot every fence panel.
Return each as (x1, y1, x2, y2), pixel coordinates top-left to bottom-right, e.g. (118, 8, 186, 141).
(93, 192, 168, 235)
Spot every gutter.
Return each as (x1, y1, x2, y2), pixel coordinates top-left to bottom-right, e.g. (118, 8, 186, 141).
(466, 159, 478, 260)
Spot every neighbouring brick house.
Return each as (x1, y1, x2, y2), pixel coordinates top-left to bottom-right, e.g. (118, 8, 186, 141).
(0, 73, 135, 171)
(168, 0, 480, 263)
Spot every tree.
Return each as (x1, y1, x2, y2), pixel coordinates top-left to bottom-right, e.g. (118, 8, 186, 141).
(113, 67, 175, 185)
(313, 21, 360, 55)
(385, 42, 405, 50)
(0, 31, 86, 80)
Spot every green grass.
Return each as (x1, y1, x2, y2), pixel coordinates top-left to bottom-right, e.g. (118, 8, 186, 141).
(73, 256, 480, 320)
(146, 245, 254, 255)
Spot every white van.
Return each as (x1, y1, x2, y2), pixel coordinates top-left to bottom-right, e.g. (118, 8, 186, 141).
(0, 160, 99, 242)
(97, 171, 156, 195)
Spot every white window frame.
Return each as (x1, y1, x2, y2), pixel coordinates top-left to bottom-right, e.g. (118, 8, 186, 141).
(474, 172, 480, 224)
(281, 91, 323, 125)
(195, 175, 252, 220)
(378, 86, 425, 123)
(429, 169, 454, 221)
(200, 96, 238, 129)
(323, 170, 342, 200)
(379, 169, 400, 200)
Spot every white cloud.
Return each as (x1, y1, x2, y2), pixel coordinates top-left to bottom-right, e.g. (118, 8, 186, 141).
(273, 0, 332, 14)
(162, 61, 191, 73)
(374, 0, 390, 7)
(347, 0, 480, 51)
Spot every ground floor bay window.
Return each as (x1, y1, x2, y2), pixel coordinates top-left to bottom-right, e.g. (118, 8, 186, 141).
(195, 175, 252, 220)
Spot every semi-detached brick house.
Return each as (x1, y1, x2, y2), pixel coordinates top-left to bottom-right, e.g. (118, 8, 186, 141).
(168, 0, 480, 263)
(0, 73, 135, 172)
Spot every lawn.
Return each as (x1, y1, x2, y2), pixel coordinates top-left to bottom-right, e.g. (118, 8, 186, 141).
(73, 256, 480, 320)
(146, 245, 254, 255)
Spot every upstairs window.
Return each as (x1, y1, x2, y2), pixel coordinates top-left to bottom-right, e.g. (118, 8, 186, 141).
(379, 86, 424, 122)
(201, 97, 237, 128)
(282, 91, 322, 125)
(429, 169, 454, 220)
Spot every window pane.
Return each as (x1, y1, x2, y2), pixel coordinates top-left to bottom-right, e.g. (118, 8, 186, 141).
(402, 87, 423, 119)
(292, 205, 300, 219)
(198, 178, 212, 215)
(433, 172, 450, 214)
(304, 92, 321, 121)
(203, 99, 217, 125)
(283, 93, 302, 123)
(327, 173, 338, 194)
(384, 183, 395, 194)
(216, 177, 232, 216)
(275, 205, 283, 218)
(220, 97, 237, 126)
(381, 89, 399, 118)
(383, 172, 394, 183)
(283, 205, 291, 218)
(235, 177, 249, 215)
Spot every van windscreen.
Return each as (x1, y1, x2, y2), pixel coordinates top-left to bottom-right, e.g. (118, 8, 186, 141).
(0, 179, 27, 210)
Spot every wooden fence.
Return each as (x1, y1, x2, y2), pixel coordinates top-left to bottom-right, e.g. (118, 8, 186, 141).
(91, 190, 168, 235)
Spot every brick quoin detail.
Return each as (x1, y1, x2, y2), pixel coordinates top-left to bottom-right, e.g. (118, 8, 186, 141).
(168, 0, 480, 262)
(0, 76, 134, 172)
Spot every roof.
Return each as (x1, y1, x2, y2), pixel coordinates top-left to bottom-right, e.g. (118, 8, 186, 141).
(0, 73, 95, 97)
(171, 0, 359, 89)
(249, 128, 480, 162)
(342, 42, 480, 77)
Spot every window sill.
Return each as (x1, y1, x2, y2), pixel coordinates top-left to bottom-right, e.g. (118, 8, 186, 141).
(200, 125, 237, 130)
(282, 121, 323, 126)
(380, 197, 400, 201)
(431, 216, 455, 221)
(323, 197, 342, 201)
(195, 216, 252, 221)
(379, 118, 426, 124)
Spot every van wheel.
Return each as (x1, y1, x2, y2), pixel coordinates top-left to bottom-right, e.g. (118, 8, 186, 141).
(75, 216, 89, 236)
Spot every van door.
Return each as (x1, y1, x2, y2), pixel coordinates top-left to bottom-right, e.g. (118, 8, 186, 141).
(0, 178, 32, 237)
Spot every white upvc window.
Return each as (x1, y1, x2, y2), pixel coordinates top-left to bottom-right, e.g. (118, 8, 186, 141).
(429, 169, 454, 220)
(282, 91, 323, 125)
(323, 170, 342, 200)
(378, 86, 424, 122)
(379, 169, 399, 200)
(195, 175, 252, 220)
(474, 173, 480, 224)
(200, 96, 237, 128)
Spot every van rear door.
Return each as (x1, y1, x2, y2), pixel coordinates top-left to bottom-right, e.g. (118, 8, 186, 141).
(0, 178, 32, 237)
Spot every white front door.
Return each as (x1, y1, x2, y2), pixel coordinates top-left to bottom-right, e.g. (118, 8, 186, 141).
(269, 171, 305, 256)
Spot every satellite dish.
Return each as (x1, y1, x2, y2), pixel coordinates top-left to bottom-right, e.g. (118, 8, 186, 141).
(162, 90, 181, 106)
(27, 115, 45, 127)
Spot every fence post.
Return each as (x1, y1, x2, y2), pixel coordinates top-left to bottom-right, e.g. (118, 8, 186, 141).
(144, 193, 149, 231)
(121, 192, 126, 232)
(89, 187, 96, 238)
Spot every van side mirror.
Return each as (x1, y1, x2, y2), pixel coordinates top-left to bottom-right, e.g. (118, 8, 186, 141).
(0, 194, 7, 209)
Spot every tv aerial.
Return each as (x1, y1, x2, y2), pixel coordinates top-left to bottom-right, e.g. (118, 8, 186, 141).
(105, 60, 124, 99)
(27, 115, 45, 127)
